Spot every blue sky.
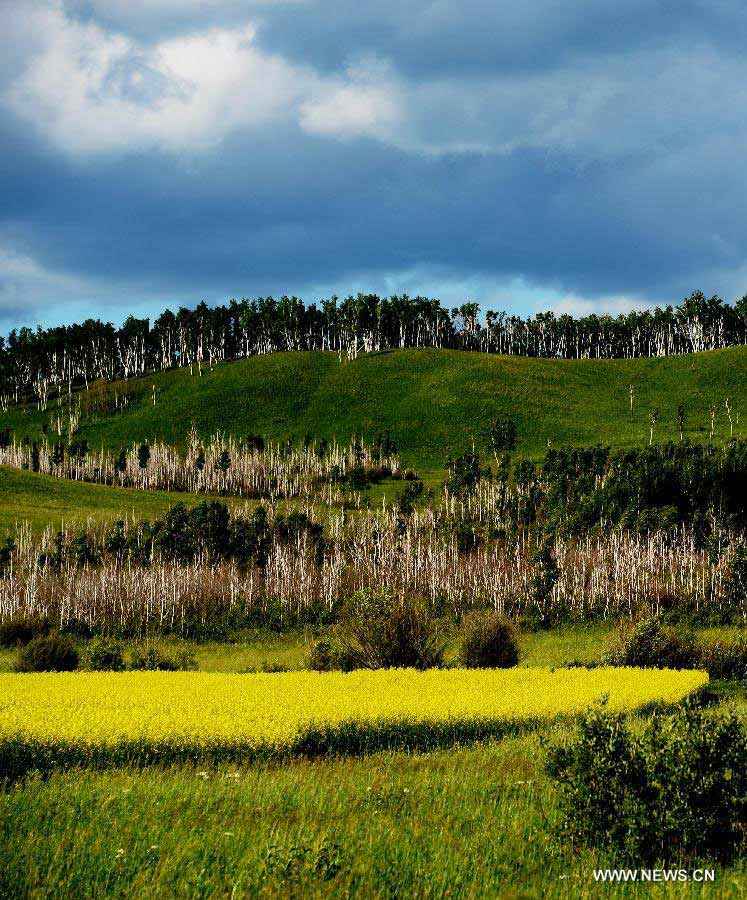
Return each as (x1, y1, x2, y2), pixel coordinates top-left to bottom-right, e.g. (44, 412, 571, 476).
(1, 0, 746, 332)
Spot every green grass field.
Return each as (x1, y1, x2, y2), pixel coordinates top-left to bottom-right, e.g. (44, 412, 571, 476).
(8, 732, 747, 900)
(0, 623, 613, 673)
(3, 346, 747, 470)
(1, 623, 741, 674)
(0, 466, 258, 534)
(2, 346, 745, 529)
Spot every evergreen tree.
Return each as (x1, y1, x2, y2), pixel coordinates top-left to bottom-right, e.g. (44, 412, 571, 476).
(137, 443, 150, 469)
(487, 416, 518, 462)
(217, 449, 231, 474)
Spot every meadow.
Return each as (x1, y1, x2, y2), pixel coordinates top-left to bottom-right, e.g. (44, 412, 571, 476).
(0, 622, 611, 673)
(0, 666, 744, 899)
(0, 634, 725, 896)
(8, 727, 747, 900)
(0, 466, 222, 533)
(4, 346, 747, 471)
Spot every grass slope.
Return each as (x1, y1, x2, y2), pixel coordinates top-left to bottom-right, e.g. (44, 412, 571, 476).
(3, 346, 747, 472)
(0, 466, 229, 534)
(0, 738, 634, 899)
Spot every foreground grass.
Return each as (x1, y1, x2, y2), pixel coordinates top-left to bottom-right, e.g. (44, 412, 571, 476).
(3, 731, 746, 899)
(3, 346, 747, 470)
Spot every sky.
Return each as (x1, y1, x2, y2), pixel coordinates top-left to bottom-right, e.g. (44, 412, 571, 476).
(1, 0, 746, 333)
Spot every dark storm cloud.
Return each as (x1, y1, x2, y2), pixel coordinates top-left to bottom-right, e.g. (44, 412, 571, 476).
(63, 1, 747, 77)
(1, 0, 747, 333)
(256, 0, 747, 79)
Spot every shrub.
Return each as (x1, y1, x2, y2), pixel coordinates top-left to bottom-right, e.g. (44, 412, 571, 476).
(558, 659, 599, 670)
(129, 645, 197, 671)
(307, 639, 336, 672)
(60, 618, 95, 639)
(259, 660, 290, 673)
(723, 543, 747, 618)
(602, 617, 697, 669)
(459, 611, 520, 668)
(0, 617, 49, 648)
(698, 637, 747, 681)
(306, 639, 356, 672)
(15, 633, 79, 672)
(85, 638, 125, 671)
(546, 703, 747, 864)
(336, 590, 444, 670)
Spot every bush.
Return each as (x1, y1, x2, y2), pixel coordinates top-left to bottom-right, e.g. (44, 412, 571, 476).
(546, 703, 747, 864)
(459, 611, 520, 668)
(60, 618, 95, 639)
(602, 617, 697, 669)
(307, 639, 337, 672)
(698, 637, 747, 681)
(336, 590, 444, 670)
(85, 637, 125, 671)
(0, 617, 50, 648)
(15, 633, 79, 672)
(259, 660, 290, 673)
(129, 644, 197, 671)
(306, 639, 356, 672)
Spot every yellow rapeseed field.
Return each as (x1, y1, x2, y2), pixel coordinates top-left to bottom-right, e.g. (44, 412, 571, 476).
(0, 667, 707, 751)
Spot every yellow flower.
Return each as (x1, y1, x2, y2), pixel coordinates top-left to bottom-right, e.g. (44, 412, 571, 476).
(0, 667, 707, 753)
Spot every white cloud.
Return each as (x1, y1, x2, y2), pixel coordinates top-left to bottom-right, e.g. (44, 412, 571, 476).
(3, 2, 404, 155)
(0, 241, 89, 294)
(0, 241, 93, 328)
(65, 0, 302, 16)
(0, 238, 212, 331)
(299, 58, 401, 139)
(346, 43, 747, 160)
(3, 4, 311, 154)
(300, 82, 400, 138)
(301, 266, 656, 318)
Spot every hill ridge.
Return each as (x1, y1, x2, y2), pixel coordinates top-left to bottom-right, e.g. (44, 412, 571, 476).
(2, 346, 746, 470)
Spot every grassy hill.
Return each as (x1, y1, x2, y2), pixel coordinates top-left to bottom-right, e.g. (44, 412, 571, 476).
(0, 467, 229, 534)
(3, 346, 746, 472)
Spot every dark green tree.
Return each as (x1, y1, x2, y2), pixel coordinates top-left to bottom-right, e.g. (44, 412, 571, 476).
(531, 537, 559, 607)
(217, 449, 231, 474)
(137, 443, 150, 469)
(445, 453, 481, 495)
(0, 536, 15, 577)
(114, 449, 127, 474)
(487, 416, 517, 462)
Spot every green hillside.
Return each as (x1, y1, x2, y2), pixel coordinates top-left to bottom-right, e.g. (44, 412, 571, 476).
(0, 467, 231, 534)
(3, 346, 747, 472)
